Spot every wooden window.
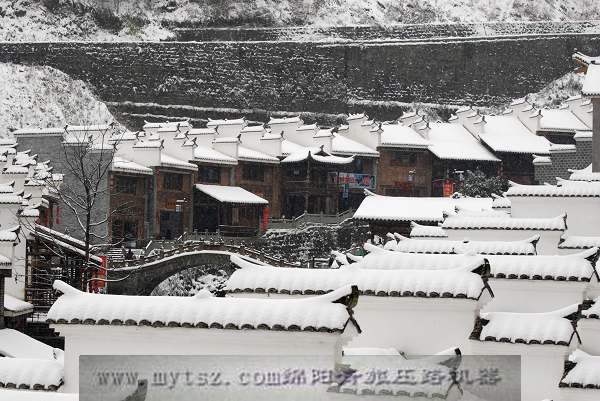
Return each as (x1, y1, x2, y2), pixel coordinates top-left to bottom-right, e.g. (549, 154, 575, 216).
(115, 176, 137, 194)
(163, 173, 183, 190)
(199, 166, 220, 184)
(242, 165, 264, 182)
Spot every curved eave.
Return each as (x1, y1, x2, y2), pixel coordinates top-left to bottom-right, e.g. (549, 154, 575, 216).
(379, 143, 429, 149)
(332, 151, 379, 158)
(237, 156, 280, 165)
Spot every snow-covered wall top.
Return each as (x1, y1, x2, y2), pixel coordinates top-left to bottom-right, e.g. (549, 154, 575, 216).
(47, 280, 359, 334)
(227, 255, 489, 300)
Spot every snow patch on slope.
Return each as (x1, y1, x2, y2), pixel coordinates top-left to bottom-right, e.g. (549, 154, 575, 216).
(0, 63, 114, 135)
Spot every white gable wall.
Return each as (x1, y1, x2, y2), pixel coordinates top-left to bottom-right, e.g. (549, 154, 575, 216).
(483, 279, 589, 313)
(509, 197, 600, 236)
(230, 293, 485, 356)
(54, 324, 352, 393)
(468, 341, 570, 401)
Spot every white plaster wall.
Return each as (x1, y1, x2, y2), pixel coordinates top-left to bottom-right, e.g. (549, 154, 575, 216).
(577, 320, 600, 356)
(348, 297, 481, 355)
(483, 279, 587, 313)
(53, 325, 352, 393)
(468, 341, 570, 401)
(214, 123, 245, 138)
(229, 293, 483, 356)
(561, 388, 600, 401)
(445, 229, 563, 255)
(509, 196, 600, 236)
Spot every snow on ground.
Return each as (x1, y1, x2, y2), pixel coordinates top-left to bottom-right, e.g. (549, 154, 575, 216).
(525, 71, 584, 109)
(1, 0, 599, 42)
(151, 268, 230, 297)
(306, 0, 600, 26)
(0, 0, 172, 41)
(0, 63, 114, 135)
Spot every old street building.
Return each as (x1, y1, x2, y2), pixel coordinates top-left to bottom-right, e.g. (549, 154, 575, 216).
(11, 78, 595, 242)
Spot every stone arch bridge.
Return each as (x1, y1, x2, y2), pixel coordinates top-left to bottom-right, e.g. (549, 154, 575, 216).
(105, 243, 298, 295)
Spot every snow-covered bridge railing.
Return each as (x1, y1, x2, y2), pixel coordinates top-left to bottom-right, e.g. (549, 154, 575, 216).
(108, 241, 299, 270)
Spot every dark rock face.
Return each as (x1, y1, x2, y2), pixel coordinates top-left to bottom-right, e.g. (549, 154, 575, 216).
(1, 34, 599, 124)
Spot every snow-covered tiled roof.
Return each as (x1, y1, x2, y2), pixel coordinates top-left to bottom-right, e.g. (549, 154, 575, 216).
(143, 120, 192, 130)
(187, 127, 217, 136)
(583, 298, 600, 319)
(0, 194, 23, 204)
(559, 235, 600, 250)
(573, 52, 600, 66)
(560, 349, 600, 389)
(574, 130, 593, 141)
(471, 304, 579, 346)
(487, 248, 599, 281)
(387, 238, 456, 254)
(4, 295, 33, 314)
(33, 226, 103, 264)
(133, 140, 163, 149)
(0, 358, 63, 391)
(427, 123, 500, 162)
(12, 127, 65, 136)
(20, 208, 40, 219)
(195, 184, 268, 205)
(0, 329, 60, 360)
(569, 164, 600, 182)
(206, 118, 245, 127)
(379, 124, 430, 149)
(111, 156, 153, 175)
(296, 123, 318, 132)
(539, 108, 590, 132)
(237, 146, 279, 164)
(355, 246, 486, 271)
(3, 165, 29, 174)
(385, 235, 537, 255)
(314, 128, 334, 138)
(47, 280, 358, 334)
(442, 214, 566, 231)
(240, 124, 265, 133)
(160, 153, 197, 171)
(582, 63, 600, 97)
(550, 143, 577, 153)
(193, 146, 238, 165)
(331, 134, 379, 157)
(268, 116, 302, 125)
(355, 195, 449, 222)
(505, 182, 600, 197)
(0, 254, 12, 266)
(0, 181, 15, 193)
(0, 226, 19, 242)
(410, 222, 448, 238)
(281, 148, 355, 165)
(354, 194, 493, 223)
(478, 115, 551, 155)
(532, 155, 552, 165)
(227, 255, 489, 300)
(454, 236, 538, 255)
(281, 139, 304, 156)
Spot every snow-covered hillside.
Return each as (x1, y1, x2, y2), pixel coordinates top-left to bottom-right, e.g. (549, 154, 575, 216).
(1, 0, 599, 42)
(0, 63, 114, 135)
